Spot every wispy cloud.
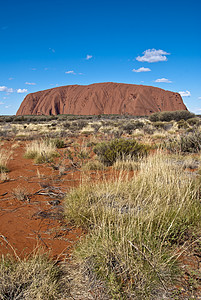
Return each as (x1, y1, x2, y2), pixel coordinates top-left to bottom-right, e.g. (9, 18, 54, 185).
(132, 67, 151, 73)
(65, 70, 76, 74)
(179, 91, 191, 97)
(155, 78, 172, 83)
(17, 89, 28, 94)
(0, 102, 4, 105)
(5, 105, 11, 109)
(86, 54, 92, 60)
(0, 86, 14, 93)
(136, 49, 170, 63)
(198, 97, 201, 99)
(25, 82, 36, 85)
(9, 77, 14, 80)
(49, 48, 55, 53)
(30, 68, 37, 71)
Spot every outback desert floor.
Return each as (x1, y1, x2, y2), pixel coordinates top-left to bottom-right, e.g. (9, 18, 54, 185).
(0, 138, 200, 299)
(0, 140, 86, 260)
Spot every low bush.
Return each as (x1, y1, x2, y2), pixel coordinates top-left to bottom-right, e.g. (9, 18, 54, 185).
(187, 117, 201, 126)
(123, 121, 144, 134)
(49, 138, 65, 148)
(177, 119, 189, 129)
(149, 110, 195, 122)
(165, 132, 201, 153)
(93, 138, 149, 166)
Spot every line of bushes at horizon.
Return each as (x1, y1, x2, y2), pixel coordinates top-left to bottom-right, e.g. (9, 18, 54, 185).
(0, 110, 198, 124)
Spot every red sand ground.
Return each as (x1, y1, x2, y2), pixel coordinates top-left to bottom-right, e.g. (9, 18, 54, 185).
(0, 140, 84, 260)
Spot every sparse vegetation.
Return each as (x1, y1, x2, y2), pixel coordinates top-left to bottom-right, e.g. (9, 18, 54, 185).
(0, 149, 10, 173)
(149, 110, 195, 122)
(24, 140, 59, 163)
(0, 112, 201, 299)
(0, 251, 68, 299)
(82, 160, 106, 171)
(64, 152, 200, 298)
(93, 138, 149, 166)
(165, 132, 201, 153)
(12, 186, 29, 202)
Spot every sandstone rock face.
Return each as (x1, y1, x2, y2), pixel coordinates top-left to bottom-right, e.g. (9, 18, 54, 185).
(16, 82, 187, 116)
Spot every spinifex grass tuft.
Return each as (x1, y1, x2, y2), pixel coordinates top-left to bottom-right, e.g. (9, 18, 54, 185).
(64, 152, 201, 298)
(0, 250, 67, 299)
(24, 140, 59, 163)
(0, 149, 10, 173)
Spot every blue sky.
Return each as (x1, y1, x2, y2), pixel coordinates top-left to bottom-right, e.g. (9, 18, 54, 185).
(0, 0, 201, 115)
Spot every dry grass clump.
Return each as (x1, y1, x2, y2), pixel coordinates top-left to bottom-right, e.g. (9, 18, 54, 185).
(165, 132, 201, 153)
(12, 186, 29, 202)
(64, 152, 200, 298)
(24, 140, 59, 163)
(0, 149, 10, 173)
(82, 160, 106, 171)
(113, 157, 140, 171)
(0, 252, 68, 299)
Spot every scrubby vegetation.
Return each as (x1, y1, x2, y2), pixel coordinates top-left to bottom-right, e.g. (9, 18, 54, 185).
(0, 111, 201, 299)
(64, 152, 201, 298)
(0, 149, 9, 173)
(94, 138, 149, 166)
(149, 110, 195, 122)
(165, 132, 201, 153)
(24, 140, 59, 163)
(0, 252, 68, 299)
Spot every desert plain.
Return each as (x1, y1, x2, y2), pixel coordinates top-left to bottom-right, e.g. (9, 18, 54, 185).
(0, 111, 200, 299)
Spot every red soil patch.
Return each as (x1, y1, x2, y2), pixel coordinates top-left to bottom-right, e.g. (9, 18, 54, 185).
(0, 140, 84, 260)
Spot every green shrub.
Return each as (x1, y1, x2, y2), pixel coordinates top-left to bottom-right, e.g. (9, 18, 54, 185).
(153, 121, 173, 131)
(149, 110, 195, 122)
(177, 119, 189, 129)
(93, 138, 149, 166)
(187, 117, 201, 126)
(123, 121, 144, 134)
(50, 138, 65, 148)
(165, 132, 201, 153)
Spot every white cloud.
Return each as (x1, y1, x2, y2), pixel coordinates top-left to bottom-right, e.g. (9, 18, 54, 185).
(65, 70, 76, 74)
(198, 97, 201, 99)
(155, 78, 172, 83)
(132, 67, 151, 73)
(25, 82, 36, 85)
(86, 54, 92, 60)
(0, 86, 14, 93)
(0, 86, 7, 92)
(17, 89, 28, 94)
(49, 48, 55, 53)
(5, 105, 11, 109)
(0, 101, 4, 105)
(136, 49, 170, 63)
(30, 68, 37, 71)
(9, 77, 14, 80)
(179, 91, 191, 97)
